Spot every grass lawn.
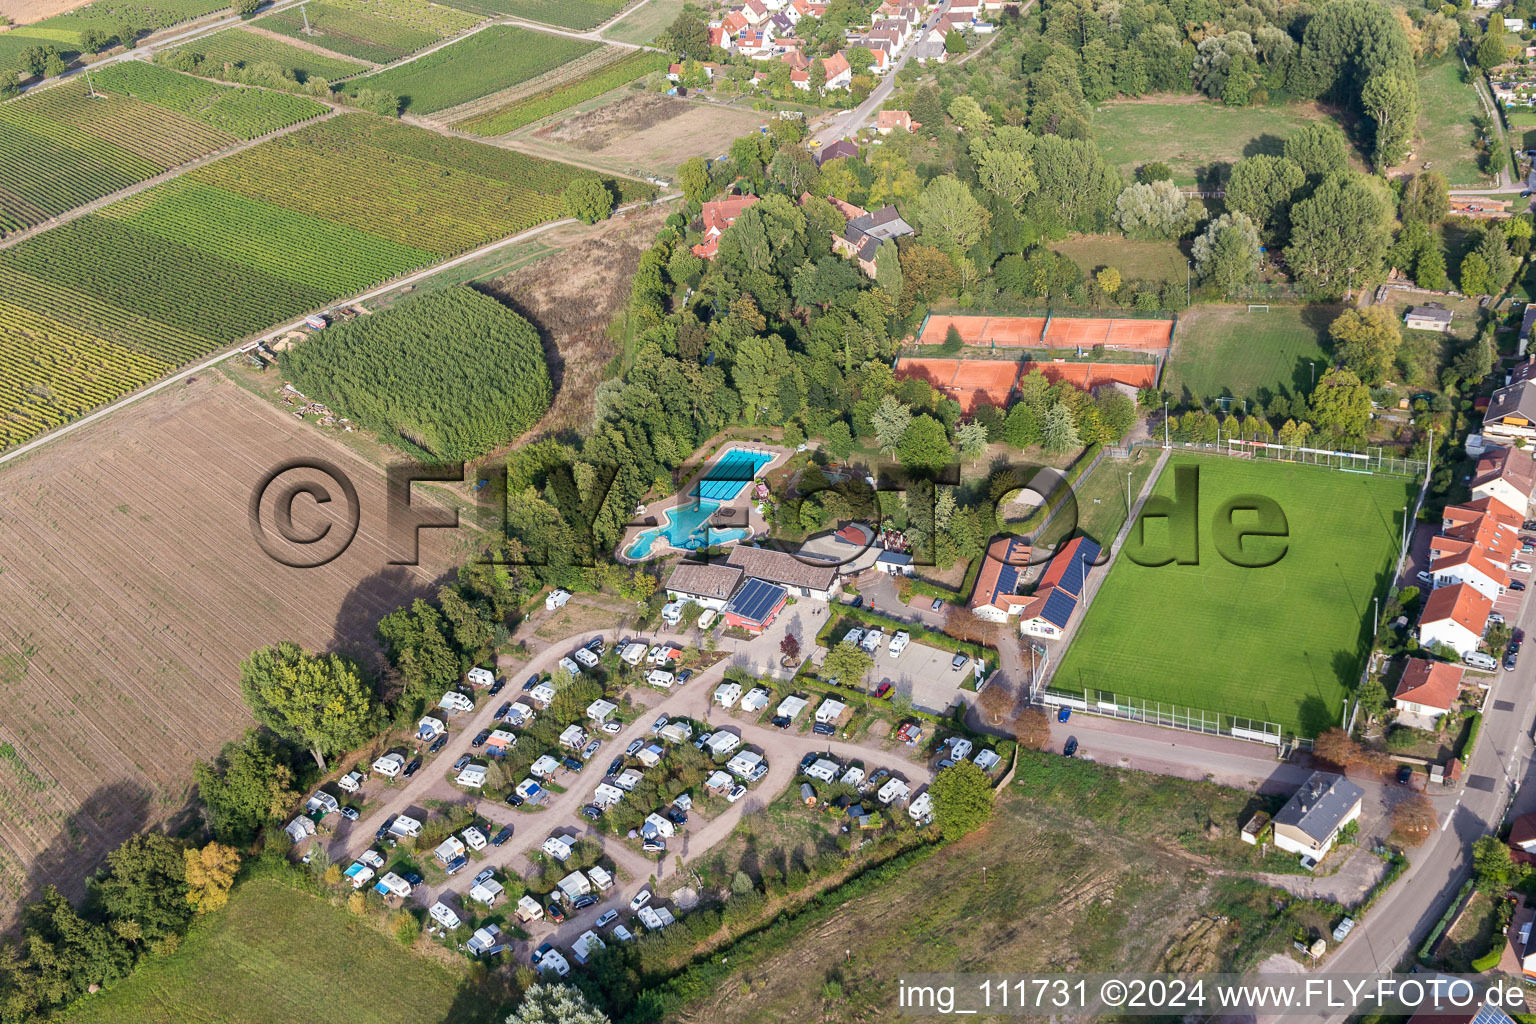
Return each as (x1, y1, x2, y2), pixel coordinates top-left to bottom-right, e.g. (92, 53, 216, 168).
(1508, 107, 1536, 152)
(1052, 235, 1188, 287)
(1036, 448, 1160, 550)
(602, 0, 684, 44)
(59, 877, 474, 1024)
(1404, 59, 1490, 187)
(1093, 96, 1337, 185)
(1053, 456, 1415, 737)
(1165, 304, 1336, 407)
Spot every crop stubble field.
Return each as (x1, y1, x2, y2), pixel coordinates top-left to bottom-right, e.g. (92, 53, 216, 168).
(1054, 456, 1413, 736)
(0, 373, 457, 928)
(0, 113, 649, 449)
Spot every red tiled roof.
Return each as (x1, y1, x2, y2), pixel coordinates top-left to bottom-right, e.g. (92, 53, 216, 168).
(1476, 445, 1536, 499)
(1420, 582, 1493, 635)
(824, 51, 850, 78)
(1393, 657, 1463, 711)
(1443, 495, 1522, 529)
(968, 536, 1030, 612)
(1036, 536, 1092, 596)
(1510, 811, 1536, 849)
(1429, 547, 1511, 589)
(692, 195, 760, 258)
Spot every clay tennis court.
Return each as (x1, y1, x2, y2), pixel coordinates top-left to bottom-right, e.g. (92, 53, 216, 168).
(1025, 360, 1159, 390)
(1040, 317, 1173, 350)
(918, 315, 1047, 347)
(894, 357, 1022, 413)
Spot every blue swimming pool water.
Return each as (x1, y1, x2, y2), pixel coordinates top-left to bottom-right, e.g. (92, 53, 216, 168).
(624, 499, 751, 560)
(695, 447, 773, 502)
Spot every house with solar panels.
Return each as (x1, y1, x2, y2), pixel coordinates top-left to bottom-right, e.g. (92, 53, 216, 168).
(1017, 536, 1102, 638)
(967, 536, 1034, 622)
(722, 576, 789, 634)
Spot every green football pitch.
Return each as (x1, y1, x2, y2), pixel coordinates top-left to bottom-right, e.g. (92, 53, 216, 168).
(1052, 455, 1416, 738)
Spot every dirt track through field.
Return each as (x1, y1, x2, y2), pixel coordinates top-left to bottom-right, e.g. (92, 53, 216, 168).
(0, 373, 457, 927)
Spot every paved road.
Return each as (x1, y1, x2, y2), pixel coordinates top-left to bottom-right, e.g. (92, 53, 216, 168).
(325, 622, 936, 953)
(811, 0, 950, 146)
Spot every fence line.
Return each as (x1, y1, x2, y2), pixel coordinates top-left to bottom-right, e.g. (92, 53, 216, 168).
(1037, 685, 1284, 746)
(1132, 435, 1427, 479)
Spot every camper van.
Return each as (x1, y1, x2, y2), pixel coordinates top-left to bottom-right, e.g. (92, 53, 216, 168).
(661, 601, 684, 626)
(1465, 651, 1500, 671)
(388, 814, 423, 839)
(698, 609, 718, 630)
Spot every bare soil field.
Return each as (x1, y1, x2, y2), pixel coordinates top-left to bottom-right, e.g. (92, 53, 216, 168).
(525, 93, 765, 176)
(0, 0, 86, 22)
(480, 201, 672, 437)
(0, 373, 457, 927)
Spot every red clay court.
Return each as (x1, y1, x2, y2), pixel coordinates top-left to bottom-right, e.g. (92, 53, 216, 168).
(894, 357, 1157, 412)
(919, 315, 1048, 347)
(917, 313, 1173, 352)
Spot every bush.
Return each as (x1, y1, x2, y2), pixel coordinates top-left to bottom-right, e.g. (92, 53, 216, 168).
(1471, 948, 1503, 973)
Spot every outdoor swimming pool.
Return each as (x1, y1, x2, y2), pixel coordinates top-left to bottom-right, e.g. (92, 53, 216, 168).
(624, 499, 751, 560)
(695, 447, 774, 501)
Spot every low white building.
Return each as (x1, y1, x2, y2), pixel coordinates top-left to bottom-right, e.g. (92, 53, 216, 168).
(741, 687, 771, 713)
(805, 758, 839, 783)
(593, 782, 626, 806)
(538, 948, 571, 977)
(430, 901, 462, 930)
(337, 771, 363, 793)
(304, 790, 339, 816)
(529, 682, 557, 706)
(469, 878, 504, 905)
(531, 755, 561, 778)
(814, 697, 847, 724)
(714, 681, 742, 708)
(647, 669, 676, 689)
(456, 765, 487, 788)
(545, 588, 571, 611)
(615, 768, 644, 791)
(516, 894, 545, 922)
(727, 750, 765, 778)
(438, 690, 474, 715)
(706, 730, 741, 756)
(659, 721, 692, 744)
(542, 835, 575, 862)
(560, 724, 588, 749)
(587, 698, 618, 722)
(466, 666, 495, 688)
(573, 929, 607, 966)
(907, 791, 934, 825)
(433, 836, 466, 866)
(643, 812, 676, 838)
(587, 865, 614, 890)
(777, 695, 809, 720)
(637, 905, 676, 931)
(637, 744, 665, 767)
(557, 871, 593, 901)
(462, 826, 487, 851)
(416, 715, 446, 741)
(1272, 772, 1364, 860)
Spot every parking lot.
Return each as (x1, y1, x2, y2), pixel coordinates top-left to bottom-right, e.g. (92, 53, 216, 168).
(812, 636, 970, 715)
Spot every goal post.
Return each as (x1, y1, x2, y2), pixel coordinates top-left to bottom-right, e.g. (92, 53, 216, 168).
(1246, 304, 1270, 313)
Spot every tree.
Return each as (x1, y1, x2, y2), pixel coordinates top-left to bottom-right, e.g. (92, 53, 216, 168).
(238, 641, 376, 771)
(563, 177, 614, 224)
(928, 761, 993, 839)
(1356, 676, 1389, 722)
(1401, 171, 1450, 225)
(1193, 31, 1260, 106)
(657, 10, 708, 58)
(1114, 180, 1196, 240)
(896, 414, 952, 472)
(975, 145, 1037, 207)
(0, 71, 19, 100)
(508, 983, 612, 1024)
(1473, 835, 1514, 893)
(1190, 212, 1262, 297)
(1136, 162, 1173, 183)
(872, 395, 912, 457)
(1285, 174, 1393, 296)
(780, 632, 801, 663)
(947, 95, 992, 135)
(1391, 792, 1436, 847)
(977, 681, 1012, 724)
(184, 843, 240, 914)
(677, 156, 710, 202)
(1415, 245, 1449, 292)
(1460, 252, 1493, 296)
(350, 89, 399, 117)
(235, 0, 260, 15)
(1312, 727, 1366, 769)
(913, 175, 990, 252)
(1013, 707, 1051, 751)
(79, 28, 109, 55)
(1225, 155, 1305, 231)
(1095, 267, 1121, 297)
(944, 29, 966, 54)
(956, 419, 989, 465)
(820, 643, 873, 687)
(1475, 226, 1516, 295)
(1361, 71, 1417, 167)
(1476, 30, 1507, 72)
(193, 730, 298, 843)
(92, 832, 191, 940)
(1283, 122, 1349, 179)
(1041, 402, 1081, 454)
(824, 420, 854, 460)
(1329, 305, 1401, 386)
(1310, 368, 1372, 439)
(942, 324, 964, 354)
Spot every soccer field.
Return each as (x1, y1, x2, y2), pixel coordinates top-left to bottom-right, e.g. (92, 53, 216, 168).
(1053, 456, 1415, 738)
(1165, 305, 1337, 408)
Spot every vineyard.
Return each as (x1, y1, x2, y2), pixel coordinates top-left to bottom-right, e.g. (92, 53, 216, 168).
(0, 78, 235, 238)
(161, 27, 369, 86)
(0, 0, 229, 72)
(91, 62, 327, 139)
(455, 48, 667, 135)
(342, 25, 595, 114)
(0, 113, 649, 450)
(254, 0, 483, 63)
(282, 287, 553, 458)
(444, 0, 628, 30)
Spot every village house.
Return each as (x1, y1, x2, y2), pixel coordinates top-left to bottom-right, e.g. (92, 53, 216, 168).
(741, 686, 772, 713)
(1483, 380, 1536, 445)
(1271, 771, 1364, 861)
(1403, 305, 1453, 332)
(726, 544, 841, 600)
(692, 195, 760, 259)
(1019, 537, 1102, 637)
(968, 536, 1034, 622)
(714, 681, 742, 707)
(1418, 582, 1494, 657)
(831, 202, 915, 278)
(722, 576, 789, 634)
(1392, 657, 1464, 720)
(1472, 445, 1536, 515)
(877, 109, 919, 133)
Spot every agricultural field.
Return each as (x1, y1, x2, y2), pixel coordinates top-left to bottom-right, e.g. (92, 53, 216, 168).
(59, 878, 475, 1024)
(525, 92, 766, 176)
(1053, 456, 1415, 737)
(255, 0, 482, 63)
(91, 61, 327, 138)
(0, 113, 648, 450)
(602, 0, 682, 44)
(669, 756, 1306, 1021)
(282, 287, 553, 459)
(0, 75, 233, 237)
(454, 47, 669, 134)
(446, 0, 627, 30)
(1052, 235, 1188, 287)
(161, 26, 370, 86)
(0, 0, 227, 72)
(1093, 95, 1338, 184)
(1163, 304, 1336, 408)
(0, 373, 456, 927)
(1401, 58, 1490, 186)
(342, 25, 595, 114)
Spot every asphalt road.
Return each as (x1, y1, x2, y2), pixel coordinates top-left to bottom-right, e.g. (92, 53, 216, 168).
(811, 0, 950, 147)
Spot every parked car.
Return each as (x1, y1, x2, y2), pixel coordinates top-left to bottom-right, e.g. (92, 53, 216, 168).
(866, 768, 890, 792)
(1062, 737, 1079, 757)
(677, 669, 693, 684)
(642, 839, 666, 853)
(748, 763, 769, 782)
(666, 808, 687, 826)
(629, 890, 652, 912)
(1396, 764, 1413, 785)
(472, 729, 491, 748)
(531, 941, 555, 964)
(850, 594, 864, 608)
(607, 756, 625, 776)
(602, 721, 622, 734)
(546, 904, 567, 924)
(1416, 570, 1434, 586)
(694, 732, 712, 750)
(581, 805, 603, 821)
(727, 784, 747, 803)
(403, 757, 422, 778)
(522, 675, 539, 692)
(1517, 628, 1528, 643)
(1057, 707, 1071, 723)
(492, 825, 513, 846)
(581, 738, 601, 760)
(1514, 580, 1528, 592)
(586, 636, 604, 653)
(488, 679, 505, 696)
(495, 701, 513, 719)
(573, 893, 599, 910)
(506, 793, 524, 808)
(376, 817, 396, 841)
(1515, 561, 1532, 573)
(403, 871, 424, 886)
(874, 681, 893, 699)
(1508, 652, 1519, 671)
(771, 715, 792, 729)
(951, 652, 968, 671)
(813, 722, 835, 736)
(340, 806, 360, 821)
(651, 715, 668, 734)
(596, 910, 618, 928)
(428, 735, 448, 754)
(453, 754, 471, 772)
(931, 597, 944, 610)
(626, 740, 644, 756)
(562, 756, 584, 773)
(799, 752, 818, 772)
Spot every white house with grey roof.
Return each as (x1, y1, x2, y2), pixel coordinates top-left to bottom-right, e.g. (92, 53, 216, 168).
(1403, 305, 1453, 332)
(1271, 772, 1363, 860)
(665, 562, 745, 611)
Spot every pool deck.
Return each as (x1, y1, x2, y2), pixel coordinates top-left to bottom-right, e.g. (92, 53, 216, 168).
(615, 443, 790, 565)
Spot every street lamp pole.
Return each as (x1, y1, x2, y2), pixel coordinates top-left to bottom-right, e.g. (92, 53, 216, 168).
(1164, 400, 1169, 448)
(1185, 259, 1191, 307)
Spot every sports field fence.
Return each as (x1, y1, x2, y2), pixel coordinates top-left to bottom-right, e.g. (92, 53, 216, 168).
(1133, 435, 1427, 479)
(1035, 685, 1285, 746)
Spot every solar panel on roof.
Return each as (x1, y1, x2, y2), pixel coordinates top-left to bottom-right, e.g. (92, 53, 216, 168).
(994, 564, 1019, 598)
(1042, 589, 1077, 628)
(728, 577, 787, 623)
